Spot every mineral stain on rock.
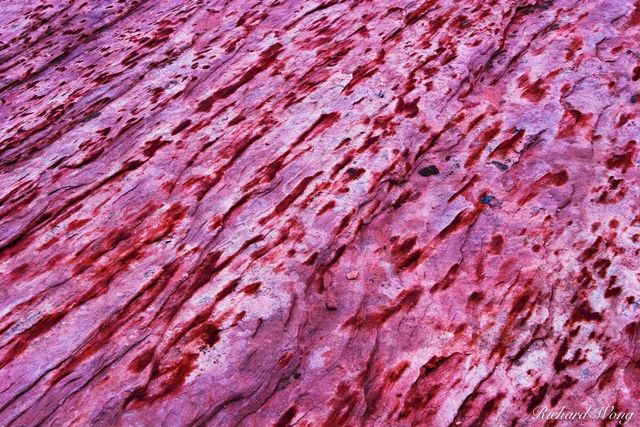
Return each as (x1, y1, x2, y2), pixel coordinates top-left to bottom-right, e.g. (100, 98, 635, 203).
(0, 0, 639, 426)
(492, 161, 509, 171)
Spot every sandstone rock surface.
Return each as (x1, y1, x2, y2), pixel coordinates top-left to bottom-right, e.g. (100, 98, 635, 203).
(1, 0, 640, 426)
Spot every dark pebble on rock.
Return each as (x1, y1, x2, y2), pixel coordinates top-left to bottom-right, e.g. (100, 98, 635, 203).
(418, 165, 439, 177)
(480, 195, 497, 205)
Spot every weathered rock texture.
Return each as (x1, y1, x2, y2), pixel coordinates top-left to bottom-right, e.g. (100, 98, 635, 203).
(1, 0, 639, 425)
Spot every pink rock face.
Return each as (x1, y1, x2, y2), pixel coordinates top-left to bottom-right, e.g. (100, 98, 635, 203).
(1, 0, 639, 425)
